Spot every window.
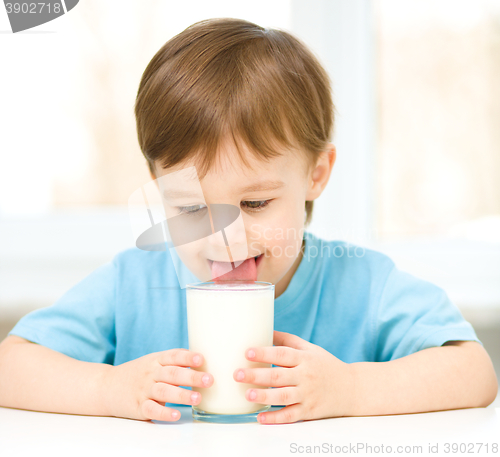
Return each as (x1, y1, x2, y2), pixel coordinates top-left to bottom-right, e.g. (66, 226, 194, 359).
(376, 0, 500, 243)
(290, 0, 500, 315)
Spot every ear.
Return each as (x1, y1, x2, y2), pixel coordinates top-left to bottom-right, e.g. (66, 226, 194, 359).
(305, 143, 336, 201)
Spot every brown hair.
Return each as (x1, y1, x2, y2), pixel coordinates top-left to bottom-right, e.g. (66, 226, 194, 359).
(134, 18, 335, 226)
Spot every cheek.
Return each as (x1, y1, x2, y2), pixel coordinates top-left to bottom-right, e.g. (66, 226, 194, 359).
(175, 244, 198, 268)
(251, 208, 304, 262)
(174, 241, 208, 277)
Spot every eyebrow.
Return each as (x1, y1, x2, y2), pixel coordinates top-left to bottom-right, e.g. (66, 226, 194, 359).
(162, 180, 285, 199)
(238, 180, 286, 194)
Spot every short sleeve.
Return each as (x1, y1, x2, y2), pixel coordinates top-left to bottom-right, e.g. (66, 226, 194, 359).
(8, 260, 116, 364)
(373, 265, 482, 362)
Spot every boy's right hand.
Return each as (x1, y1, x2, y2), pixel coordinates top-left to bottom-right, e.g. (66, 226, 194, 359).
(102, 349, 213, 421)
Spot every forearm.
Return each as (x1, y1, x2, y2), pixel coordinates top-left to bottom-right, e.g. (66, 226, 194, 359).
(0, 338, 112, 416)
(349, 342, 498, 416)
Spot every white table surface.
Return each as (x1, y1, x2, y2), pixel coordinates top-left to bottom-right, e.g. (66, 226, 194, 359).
(0, 406, 498, 457)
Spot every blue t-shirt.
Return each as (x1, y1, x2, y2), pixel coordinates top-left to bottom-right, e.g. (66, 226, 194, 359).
(9, 231, 481, 384)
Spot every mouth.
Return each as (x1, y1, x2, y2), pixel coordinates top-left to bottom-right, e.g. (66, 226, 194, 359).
(207, 253, 264, 270)
(254, 253, 264, 268)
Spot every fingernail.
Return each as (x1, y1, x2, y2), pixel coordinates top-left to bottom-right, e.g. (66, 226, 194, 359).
(172, 411, 179, 419)
(259, 414, 266, 423)
(249, 390, 257, 400)
(193, 355, 201, 365)
(236, 370, 244, 381)
(202, 374, 210, 386)
(247, 349, 255, 359)
(191, 392, 199, 402)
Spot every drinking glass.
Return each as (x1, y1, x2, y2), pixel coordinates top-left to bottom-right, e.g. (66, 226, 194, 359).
(186, 280, 275, 423)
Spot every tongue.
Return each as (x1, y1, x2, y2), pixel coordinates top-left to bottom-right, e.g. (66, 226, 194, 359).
(211, 257, 257, 282)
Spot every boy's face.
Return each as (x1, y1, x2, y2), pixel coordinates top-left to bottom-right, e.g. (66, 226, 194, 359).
(151, 140, 335, 297)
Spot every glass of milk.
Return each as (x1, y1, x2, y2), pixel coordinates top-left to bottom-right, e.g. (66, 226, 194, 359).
(186, 280, 275, 423)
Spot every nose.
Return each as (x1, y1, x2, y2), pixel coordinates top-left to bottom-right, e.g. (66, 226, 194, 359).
(206, 204, 249, 262)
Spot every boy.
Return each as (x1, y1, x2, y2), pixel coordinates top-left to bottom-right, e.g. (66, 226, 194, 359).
(0, 18, 497, 425)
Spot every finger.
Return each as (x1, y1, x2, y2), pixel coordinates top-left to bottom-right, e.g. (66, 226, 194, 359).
(150, 382, 202, 406)
(246, 345, 301, 367)
(234, 367, 297, 387)
(158, 349, 204, 368)
(273, 330, 309, 350)
(258, 404, 303, 425)
(246, 386, 300, 406)
(154, 365, 213, 388)
(141, 399, 181, 422)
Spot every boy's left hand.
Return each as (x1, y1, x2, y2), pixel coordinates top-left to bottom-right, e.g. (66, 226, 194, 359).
(233, 330, 355, 424)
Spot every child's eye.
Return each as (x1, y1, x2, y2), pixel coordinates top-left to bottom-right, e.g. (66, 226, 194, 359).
(176, 200, 271, 215)
(177, 204, 207, 216)
(241, 200, 271, 212)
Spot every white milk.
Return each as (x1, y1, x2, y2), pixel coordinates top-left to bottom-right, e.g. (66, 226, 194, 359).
(186, 282, 274, 415)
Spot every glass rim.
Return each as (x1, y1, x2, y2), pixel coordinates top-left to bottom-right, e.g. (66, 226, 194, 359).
(186, 280, 274, 291)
